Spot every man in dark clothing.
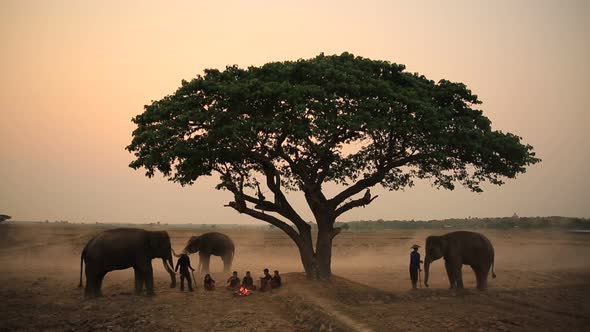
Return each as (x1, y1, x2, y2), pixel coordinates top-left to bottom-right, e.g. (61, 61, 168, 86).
(409, 244, 423, 289)
(226, 271, 240, 290)
(204, 274, 215, 290)
(270, 270, 281, 289)
(175, 253, 195, 291)
(260, 268, 272, 291)
(242, 271, 256, 290)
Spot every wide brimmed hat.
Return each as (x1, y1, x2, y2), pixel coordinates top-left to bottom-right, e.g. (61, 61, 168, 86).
(411, 244, 420, 249)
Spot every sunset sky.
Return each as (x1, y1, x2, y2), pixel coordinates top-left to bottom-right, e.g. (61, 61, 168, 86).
(1, 0, 589, 224)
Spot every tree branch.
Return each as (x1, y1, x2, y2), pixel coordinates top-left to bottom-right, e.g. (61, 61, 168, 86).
(311, 131, 358, 186)
(331, 227, 342, 238)
(330, 172, 386, 208)
(225, 201, 301, 245)
(330, 154, 421, 207)
(335, 190, 379, 217)
(250, 154, 310, 233)
(221, 175, 282, 213)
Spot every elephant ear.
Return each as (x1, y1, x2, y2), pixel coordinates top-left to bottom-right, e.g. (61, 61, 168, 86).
(184, 236, 200, 253)
(148, 231, 170, 257)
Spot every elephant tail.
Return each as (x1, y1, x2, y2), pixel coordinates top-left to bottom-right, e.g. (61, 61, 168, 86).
(491, 260, 497, 279)
(78, 248, 85, 288)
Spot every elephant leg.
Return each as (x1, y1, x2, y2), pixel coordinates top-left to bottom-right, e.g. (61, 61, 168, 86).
(137, 261, 154, 296)
(478, 265, 490, 290)
(444, 260, 456, 289)
(96, 271, 106, 296)
(84, 266, 98, 297)
(455, 265, 464, 289)
(198, 253, 204, 273)
(471, 265, 483, 290)
(145, 264, 154, 296)
(200, 253, 211, 274)
(134, 267, 144, 294)
(222, 254, 232, 273)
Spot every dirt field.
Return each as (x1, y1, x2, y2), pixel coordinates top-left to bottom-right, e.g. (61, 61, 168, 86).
(0, 223, 589, 331)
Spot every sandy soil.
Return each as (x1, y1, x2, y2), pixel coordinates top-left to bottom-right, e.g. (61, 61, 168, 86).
(0, 223, 589, 331)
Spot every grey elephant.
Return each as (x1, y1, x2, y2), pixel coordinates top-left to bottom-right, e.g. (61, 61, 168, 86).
(174, 232, 235, 273)
(79, 228, 177, 297)
(424, 231, 496, 290)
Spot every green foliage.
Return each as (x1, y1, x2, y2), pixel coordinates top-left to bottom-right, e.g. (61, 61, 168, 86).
(342, 216, 590, 230)
(127, 52, 539, 195)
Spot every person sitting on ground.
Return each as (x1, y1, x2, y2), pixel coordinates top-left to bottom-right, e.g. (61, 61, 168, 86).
(260, 268, 272, 291)
(270, 270, 282, 289)
(204, 274, 215, 291)
(242, 271, 256, 290)
(226, 271, 240, 290)
(174, 253, 195, 292)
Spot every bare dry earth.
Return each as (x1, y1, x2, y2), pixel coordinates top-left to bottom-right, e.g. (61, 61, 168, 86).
(0, 224, 589, 331)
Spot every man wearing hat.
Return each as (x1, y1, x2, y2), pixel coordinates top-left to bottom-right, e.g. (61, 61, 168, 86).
(410, 244, 423, 289)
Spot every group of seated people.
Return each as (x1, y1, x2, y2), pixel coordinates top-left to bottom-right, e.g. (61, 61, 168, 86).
(197, 269, 282, 292)
(224, 268, 281, 292)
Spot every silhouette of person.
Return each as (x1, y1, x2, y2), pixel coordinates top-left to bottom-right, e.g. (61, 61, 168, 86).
(226, 271, 240, 290)
(204, 273, 216, 290)
(270, 270, 282, 289)
(260, 268, 272, 291)
(409, 244, 423, 289)
(242, 271, 256, 290)
(175, 254, 195, 292)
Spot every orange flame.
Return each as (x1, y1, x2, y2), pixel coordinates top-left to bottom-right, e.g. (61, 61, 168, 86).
(237, 286, 250, 296)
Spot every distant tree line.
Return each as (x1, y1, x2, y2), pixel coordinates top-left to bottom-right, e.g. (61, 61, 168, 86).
(334, 216, 590, 230)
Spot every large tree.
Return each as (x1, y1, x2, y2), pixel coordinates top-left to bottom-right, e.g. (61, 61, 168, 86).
(127, 53, 539, 279)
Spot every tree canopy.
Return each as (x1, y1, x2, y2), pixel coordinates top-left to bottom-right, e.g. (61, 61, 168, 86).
(127, 52, 539, 278)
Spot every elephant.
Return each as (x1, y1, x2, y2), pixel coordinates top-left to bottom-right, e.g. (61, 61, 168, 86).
(78, 228, 177, 297)
(174, 232, 235, 273)
(424, 231, 496, 290)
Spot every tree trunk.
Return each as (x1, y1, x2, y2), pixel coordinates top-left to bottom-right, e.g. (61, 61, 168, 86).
(315, 227, 333, 279)
(294, 219, 336, 280)
(297, 238, 319, 279)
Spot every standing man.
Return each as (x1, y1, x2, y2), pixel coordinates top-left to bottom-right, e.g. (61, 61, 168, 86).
(409, 244, 423, 289)
(175, 253, 195, 292)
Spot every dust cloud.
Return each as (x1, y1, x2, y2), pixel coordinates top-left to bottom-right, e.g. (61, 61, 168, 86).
(0, 223, 589, 331)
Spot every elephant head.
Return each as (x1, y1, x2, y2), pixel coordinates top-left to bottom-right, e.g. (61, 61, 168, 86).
(424, 235, 447, 288)
(183, 236, 202, 254)
(148, 231, 177, 288)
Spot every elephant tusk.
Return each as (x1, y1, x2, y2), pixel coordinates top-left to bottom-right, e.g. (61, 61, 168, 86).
(167, 261, 175, 273)
(163, 259, 174, 274)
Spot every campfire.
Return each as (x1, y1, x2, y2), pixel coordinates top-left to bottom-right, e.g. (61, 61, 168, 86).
(234, 286, 252, 297)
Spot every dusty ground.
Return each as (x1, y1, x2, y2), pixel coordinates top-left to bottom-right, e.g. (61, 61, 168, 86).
(0, 223, 589, 331)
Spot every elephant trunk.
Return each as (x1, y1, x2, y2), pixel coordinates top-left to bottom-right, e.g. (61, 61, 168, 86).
(171, 248, 182, 257)
(162, 257, 176, 288)
(424, 258, 430, 288)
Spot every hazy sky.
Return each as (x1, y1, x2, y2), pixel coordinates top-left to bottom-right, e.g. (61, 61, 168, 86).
(1, 0, 589, 224)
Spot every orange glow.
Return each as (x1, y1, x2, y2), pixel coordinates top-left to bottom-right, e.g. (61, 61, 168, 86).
(1, 0, 589, 222)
